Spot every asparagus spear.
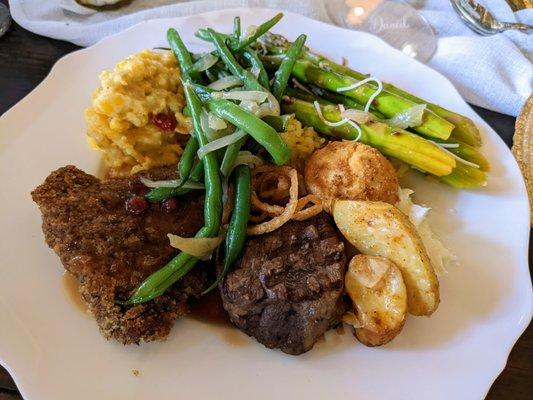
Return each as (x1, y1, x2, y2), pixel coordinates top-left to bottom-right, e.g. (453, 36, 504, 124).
(272, 57, 455, 140)
(287, 84, 387, 119)
(439, 162, 487, 189)
(430, 139, 490, 172)
(282, 97, 456, 177)
(284, 86, 334, 105)
(262, 36, 482, 147)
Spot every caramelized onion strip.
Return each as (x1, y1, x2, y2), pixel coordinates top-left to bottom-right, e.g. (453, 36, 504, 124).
(292, 195, 323, 221)
(251, 190, 284, 215)
(247, 168, 298, 235)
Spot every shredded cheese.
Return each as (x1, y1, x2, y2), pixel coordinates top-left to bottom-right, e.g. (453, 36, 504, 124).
(336, 77, 384, 112)
(429, 140, 480, 168)
(313, 101, 362, 142)
(292, 78, 313, 94)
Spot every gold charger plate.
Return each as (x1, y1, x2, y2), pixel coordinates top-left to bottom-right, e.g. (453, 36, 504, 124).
(512, 95, 533, 224)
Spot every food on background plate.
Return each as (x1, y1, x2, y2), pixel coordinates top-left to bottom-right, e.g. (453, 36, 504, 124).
(344, 255, 408, 347)
(32, 13, 490, 354)
(75, 0, 133, 10)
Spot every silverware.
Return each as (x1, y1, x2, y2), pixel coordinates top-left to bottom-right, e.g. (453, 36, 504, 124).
(450, 0, 533, 35)
(0, 3, 11, 38)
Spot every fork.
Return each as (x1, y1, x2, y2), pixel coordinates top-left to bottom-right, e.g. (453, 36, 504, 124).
(450, 0, 533, 35)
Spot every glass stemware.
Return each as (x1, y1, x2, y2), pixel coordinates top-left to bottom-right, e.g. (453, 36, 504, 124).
(325, 0, 437, 62)
(0, 3, 11, 38)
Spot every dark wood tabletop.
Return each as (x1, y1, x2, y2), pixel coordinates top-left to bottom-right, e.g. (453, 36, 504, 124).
(0, 1, 531, 398)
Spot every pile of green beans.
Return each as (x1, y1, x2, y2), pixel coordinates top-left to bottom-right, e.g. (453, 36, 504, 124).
(126, 30, 223, 305)
(126, 13, 300, 304)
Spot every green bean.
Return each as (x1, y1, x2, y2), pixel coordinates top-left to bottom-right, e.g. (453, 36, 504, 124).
(190, 84, 289, 132)
(207, 28, 264, 91)
(207, 98, 291, 165)
(195, 13, 284, 53)
(125, 30, 223, 305)
(178, 135, 199, 183)
(205, 68, 218, 83)
(182, 105, 192, 117)
(189, 158, 205, 182)
(167, 28, 203, 83)
(191, 83, 213, 102)
(207, 63, 231, 81)
(203, 164, 251, 294)
(126, 252, 197, 304)
(261, 114, 291, 132)
(195, 28, 219, 42)
(220, 135, 247, 177)
(144, 160, 205, 203)
(145, 186, 191, 203)
(241, 48, 270, 89)
(233, 16, 241, 42)
(271, 34, 307, 101)
(235, 13, 284, 50)
(183, 85, 222, 235)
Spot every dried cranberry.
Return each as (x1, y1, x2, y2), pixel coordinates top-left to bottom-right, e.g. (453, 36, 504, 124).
(161, 197, 178, 213)
(152, 113, 177, 132)
(126, 196, 148, 215)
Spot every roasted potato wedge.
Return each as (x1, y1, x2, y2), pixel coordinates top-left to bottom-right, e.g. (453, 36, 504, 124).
(333, 200, 439, 316)
(344, 255, 408, 346)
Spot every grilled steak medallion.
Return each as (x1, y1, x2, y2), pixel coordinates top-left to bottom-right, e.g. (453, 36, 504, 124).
(219, 213, 347, 355)
(32, 166, 206, 344)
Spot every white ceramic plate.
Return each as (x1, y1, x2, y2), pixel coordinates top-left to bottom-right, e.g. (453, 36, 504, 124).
(0, 8, 531, 400)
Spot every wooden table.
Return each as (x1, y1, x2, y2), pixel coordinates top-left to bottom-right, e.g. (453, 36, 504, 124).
(0, 1, 531, 398)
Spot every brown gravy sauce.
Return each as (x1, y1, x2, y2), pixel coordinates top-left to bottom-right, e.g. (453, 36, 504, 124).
(61, 272, 91, 316)
(188, 290, 231, 326)
(188, 291, 249, 347)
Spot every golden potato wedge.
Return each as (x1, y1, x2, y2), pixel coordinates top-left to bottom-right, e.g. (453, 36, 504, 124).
(344, 255, 408, 346)
(333, 200, 439, 316)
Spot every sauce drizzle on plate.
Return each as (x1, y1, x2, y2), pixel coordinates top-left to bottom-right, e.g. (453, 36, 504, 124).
(188, 290, 249, 347)
(61, 272, 91, 316)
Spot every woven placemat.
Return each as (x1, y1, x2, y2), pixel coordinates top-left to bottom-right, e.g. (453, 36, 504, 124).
(512, 95, 533, 225)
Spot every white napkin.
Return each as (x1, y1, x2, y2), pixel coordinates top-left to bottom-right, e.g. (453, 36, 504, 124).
(416, 0, 532, 117)
(8, 0, 533, 116)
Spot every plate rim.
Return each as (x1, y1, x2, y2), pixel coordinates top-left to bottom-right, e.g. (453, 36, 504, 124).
(0, 7, 531, 400)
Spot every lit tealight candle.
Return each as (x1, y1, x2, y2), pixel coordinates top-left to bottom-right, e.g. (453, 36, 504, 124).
(345, 0, 384, 26)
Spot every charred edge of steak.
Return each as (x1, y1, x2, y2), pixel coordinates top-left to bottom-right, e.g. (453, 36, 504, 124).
(31, 165, 208, 344)
(219, 213, 348, 355)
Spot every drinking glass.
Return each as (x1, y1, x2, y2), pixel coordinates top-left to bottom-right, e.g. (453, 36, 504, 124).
(325, 0, 437, 62)
(0, 3, 11, 38)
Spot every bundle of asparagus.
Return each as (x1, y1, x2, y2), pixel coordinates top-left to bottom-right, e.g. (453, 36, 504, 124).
(254, 33, 489, 188)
